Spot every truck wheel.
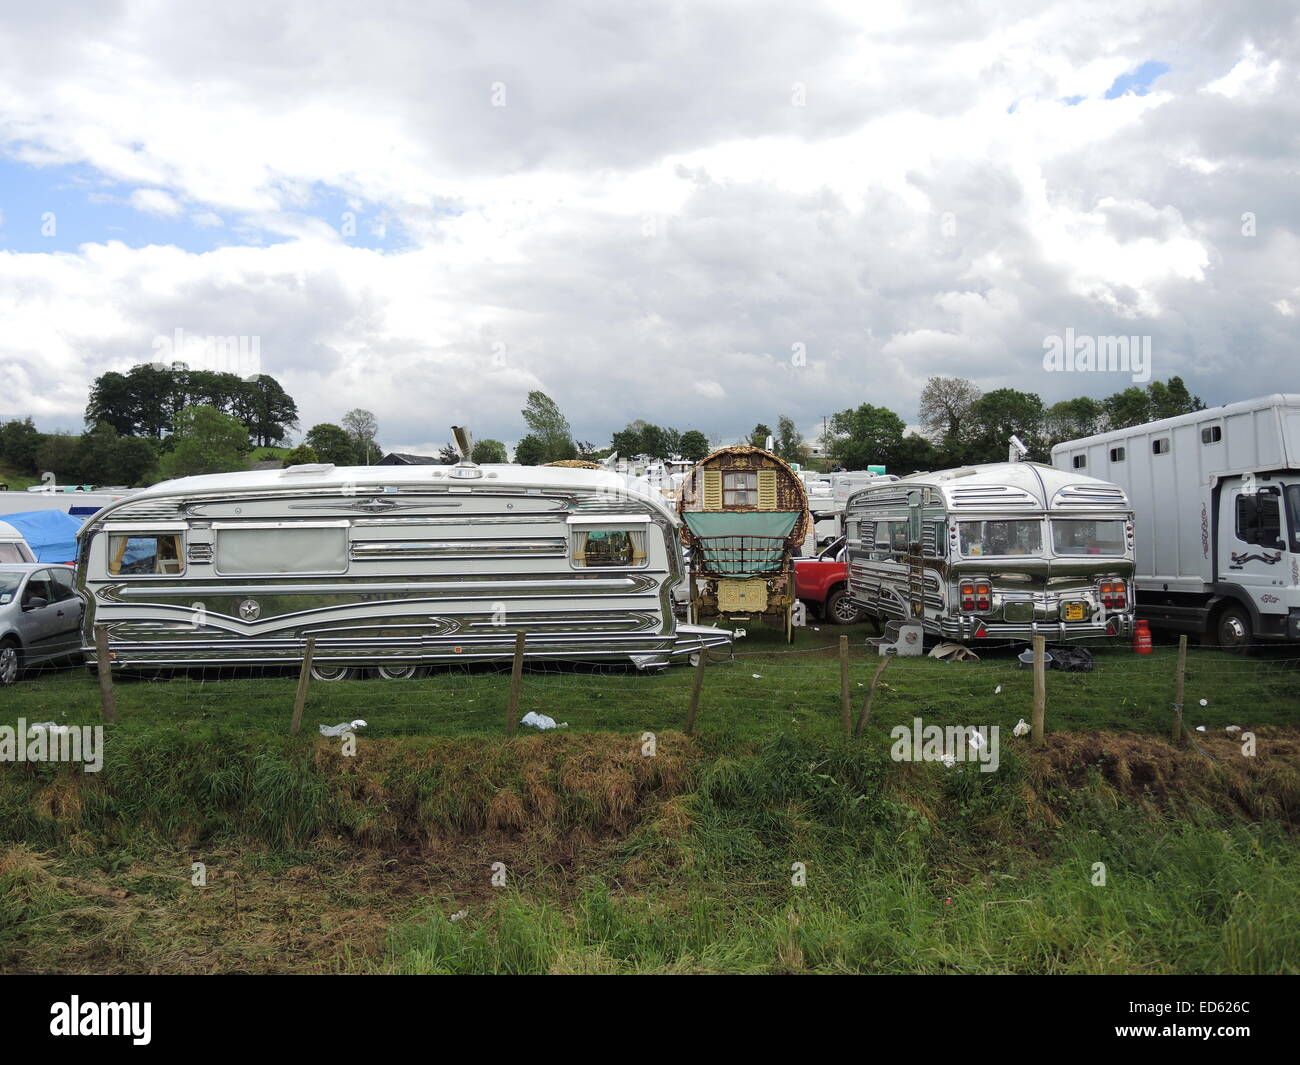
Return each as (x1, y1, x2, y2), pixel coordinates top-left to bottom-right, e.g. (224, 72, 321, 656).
(825, 589, 865, 625)
(0, 640, 20, 686)
(1214, 604, 1251, 654)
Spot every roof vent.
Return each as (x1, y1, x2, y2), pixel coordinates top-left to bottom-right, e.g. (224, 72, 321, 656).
(283, 463, 336, 475)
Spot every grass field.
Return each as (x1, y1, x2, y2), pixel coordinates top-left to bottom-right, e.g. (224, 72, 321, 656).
(1, 623, 1298, 974)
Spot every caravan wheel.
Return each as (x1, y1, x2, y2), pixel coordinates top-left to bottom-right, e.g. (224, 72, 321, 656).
(310, 664, 360, 682)
(375, 663, 425, 680)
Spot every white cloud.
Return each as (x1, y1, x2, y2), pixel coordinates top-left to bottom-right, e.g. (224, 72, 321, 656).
(1, 0, 1298, 446)
(128, 188, 183, 217)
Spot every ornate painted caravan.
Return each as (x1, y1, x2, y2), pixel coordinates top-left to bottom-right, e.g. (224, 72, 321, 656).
(843, 462, 1135, 642)
(75, 455, 731, 678)
(676, 446, 811, 640)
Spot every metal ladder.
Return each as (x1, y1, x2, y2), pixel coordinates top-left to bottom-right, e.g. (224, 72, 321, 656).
(907, 551, 925, 617)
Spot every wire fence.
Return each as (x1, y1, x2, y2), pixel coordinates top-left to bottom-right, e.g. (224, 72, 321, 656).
(8, 630, 1298, 745)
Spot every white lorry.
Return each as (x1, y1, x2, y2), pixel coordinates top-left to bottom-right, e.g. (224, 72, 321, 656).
(1051, 394, 1300, 650)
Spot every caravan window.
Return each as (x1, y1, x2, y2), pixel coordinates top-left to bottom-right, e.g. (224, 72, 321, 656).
(571, 528, 648, 568)
(0, 543, 28, 563)
(958, 520, 1042, 557)
(1051, 519, 1126, 556)
(723, 472, 758, 506)
(108, 534, 184, 576)
(215, 526, 348, 575)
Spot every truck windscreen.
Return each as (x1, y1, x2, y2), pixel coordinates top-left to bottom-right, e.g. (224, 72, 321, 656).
(1287, 485, 1300, 553)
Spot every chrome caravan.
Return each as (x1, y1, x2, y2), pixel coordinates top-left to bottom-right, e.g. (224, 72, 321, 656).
(75, 453, 731, 678)
(843, 462, 1136, 642)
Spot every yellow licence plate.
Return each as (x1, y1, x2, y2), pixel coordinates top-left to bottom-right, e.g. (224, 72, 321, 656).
(1063, 602, 1085, 621)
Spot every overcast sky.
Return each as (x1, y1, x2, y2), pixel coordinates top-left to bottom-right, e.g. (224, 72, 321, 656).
(1, 0, 1296, 455)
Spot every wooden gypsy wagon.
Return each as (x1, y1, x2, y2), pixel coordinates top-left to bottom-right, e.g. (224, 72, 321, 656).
(676, 445, 812, 641)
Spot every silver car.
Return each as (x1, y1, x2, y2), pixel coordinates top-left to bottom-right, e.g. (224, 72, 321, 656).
(0, 563, 85, 685)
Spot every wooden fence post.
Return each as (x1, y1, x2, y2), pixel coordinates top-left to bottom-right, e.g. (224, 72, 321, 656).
(290, 637, 315, 736)
(854, 655, 891, 737)
(1172, 634, 1188, 746)
(93, 623, 116, 724)
(839, 636, 852, 739)
(684, 642, 707, 736)
(505, 631, 526, 736)
(1031, 635, 1046, 747)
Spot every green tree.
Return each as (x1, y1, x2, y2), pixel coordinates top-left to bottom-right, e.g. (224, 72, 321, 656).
(342, 409, 380, 464)
(611, 425, 644, 457)
(639, 424, 675, 459)
(84, 371, 137, 435)
(76, 422, 156, 485)
(748, 423, 773, 449)
(890, 433, 939, 476)
(1147, 376, 1204, 421)
(1043, 397, 1105, 449)
(965, 388, 1046, 462)
(472, 439, 508, 463)
(918, 376, 981, 450)
(1103, 387, 1151, 431)
(827, 405, 906, 470)
(678, 429, 710, 462)
(513, 434, 546, 465)
(34, 434, 85, 484)
(521, 391, 574, 462)
(775, 415, 805, 465)
(238, 375, 299, 447)
(304, 423, 358, 466)
(159, 406, 251, 479)
(0, 417, 41, 472)
(439, 443, 460, 464)
(283, 444, 318, 465)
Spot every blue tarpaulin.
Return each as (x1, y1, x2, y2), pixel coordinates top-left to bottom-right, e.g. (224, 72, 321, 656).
(2, 510, 84, 563)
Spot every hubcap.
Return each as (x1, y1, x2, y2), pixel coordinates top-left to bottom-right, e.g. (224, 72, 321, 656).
(832, 599, 859, 624)
(0, 647, 17, 684)
(1222, 614, 1247, 644)
(311, 666, 351, 681)
(377, 665, 416, 680)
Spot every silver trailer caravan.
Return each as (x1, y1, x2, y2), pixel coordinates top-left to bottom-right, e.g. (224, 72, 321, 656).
(1051, 394, 1300, 650)
(75, 458, 732, 678)
(844, 462, 1135, 642)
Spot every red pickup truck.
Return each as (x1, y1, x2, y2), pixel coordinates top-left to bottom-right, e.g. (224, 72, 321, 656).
(795, 536, 865, 625)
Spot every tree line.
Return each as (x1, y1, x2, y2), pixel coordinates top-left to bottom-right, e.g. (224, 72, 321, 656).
(0, 370, 1210, 489)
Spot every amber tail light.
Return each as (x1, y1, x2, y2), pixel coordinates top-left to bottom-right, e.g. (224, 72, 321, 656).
(1098, 581, 1127, 609)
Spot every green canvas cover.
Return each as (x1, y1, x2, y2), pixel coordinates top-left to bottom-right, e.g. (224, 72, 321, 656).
(683, 511, 800, 574)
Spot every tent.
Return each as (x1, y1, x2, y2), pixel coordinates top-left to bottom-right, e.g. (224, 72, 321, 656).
(1, 510, 84, 564)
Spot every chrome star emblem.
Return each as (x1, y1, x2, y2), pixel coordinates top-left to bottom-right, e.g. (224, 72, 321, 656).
(238, 599, 261, 622)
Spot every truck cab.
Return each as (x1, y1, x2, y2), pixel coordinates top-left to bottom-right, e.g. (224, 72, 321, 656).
(1210, 474, 1300, 647)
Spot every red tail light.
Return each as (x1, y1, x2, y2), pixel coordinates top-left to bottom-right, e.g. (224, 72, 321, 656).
(960, 582, 991, 612)
(1099, 581, 1127, 609)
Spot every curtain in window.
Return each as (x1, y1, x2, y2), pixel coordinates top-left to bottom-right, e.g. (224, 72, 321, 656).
(629, 529, 646, 563)
(572, 530, 589, 566)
